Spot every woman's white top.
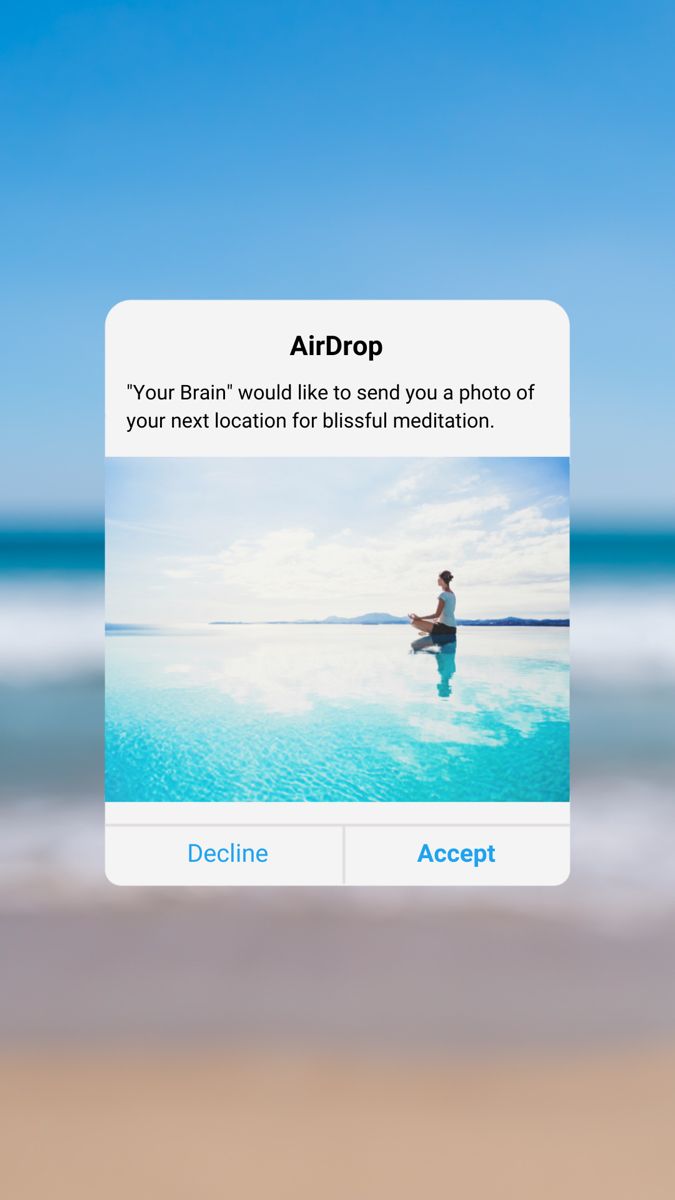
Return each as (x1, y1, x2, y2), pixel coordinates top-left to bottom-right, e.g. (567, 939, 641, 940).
(438, 590, 457, 626)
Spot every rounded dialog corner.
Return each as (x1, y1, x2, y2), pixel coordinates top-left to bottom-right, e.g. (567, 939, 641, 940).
(539, 298, 571, 334)
(104, 860, 127, 887)
(104, 298, 139, 336)
(551, 861, 571, 887)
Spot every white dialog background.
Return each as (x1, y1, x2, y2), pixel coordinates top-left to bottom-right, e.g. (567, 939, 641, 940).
(106, 299, 569, 459)
(105, 300, 570, 887)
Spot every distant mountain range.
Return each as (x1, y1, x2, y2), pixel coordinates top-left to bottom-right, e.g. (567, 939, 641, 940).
(456, 617, 569, 627)
(209, 613, 569, 627)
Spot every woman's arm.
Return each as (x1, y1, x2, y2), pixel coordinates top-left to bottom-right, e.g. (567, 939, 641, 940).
(409, 599, 444, 621)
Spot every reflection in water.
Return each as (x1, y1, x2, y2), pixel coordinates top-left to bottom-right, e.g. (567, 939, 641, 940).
(435, 643, 457, 698)
(411, 635, 457, 699)
(106, 627, 568, 804)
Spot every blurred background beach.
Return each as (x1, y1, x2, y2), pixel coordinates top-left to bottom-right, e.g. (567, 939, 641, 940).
(2, 1, 675, 1196)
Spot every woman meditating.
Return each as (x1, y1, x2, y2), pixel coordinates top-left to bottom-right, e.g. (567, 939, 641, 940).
(409, 570, 457, 645)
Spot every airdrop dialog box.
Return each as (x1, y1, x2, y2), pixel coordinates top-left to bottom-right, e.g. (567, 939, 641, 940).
(105, 300, 570, 886)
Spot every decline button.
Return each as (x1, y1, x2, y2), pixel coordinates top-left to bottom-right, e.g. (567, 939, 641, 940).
(106, 824, 343, 886)
(187, 840, 270, 864)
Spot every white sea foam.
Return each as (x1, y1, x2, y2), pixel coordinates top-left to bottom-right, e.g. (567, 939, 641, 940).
(3, 575, 672, 687)
(572, 581, 675, 686)
(0, 579, 102, 682)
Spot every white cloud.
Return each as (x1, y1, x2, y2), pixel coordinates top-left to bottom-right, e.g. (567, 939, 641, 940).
(382, 463, 484, 505)
(106, 462, 569, 623)
(402, 493, 510, 531)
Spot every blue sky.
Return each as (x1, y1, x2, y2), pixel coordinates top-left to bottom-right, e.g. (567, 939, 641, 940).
(2, 1, 673, 520)
(106, 457, 569, 621)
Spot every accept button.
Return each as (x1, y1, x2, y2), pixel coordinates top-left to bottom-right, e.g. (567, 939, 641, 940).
(417, 842, 496, 867)
(344, 825, 570, 886)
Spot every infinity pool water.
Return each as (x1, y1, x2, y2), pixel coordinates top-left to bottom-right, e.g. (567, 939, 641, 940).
(105, 625, 568, 803)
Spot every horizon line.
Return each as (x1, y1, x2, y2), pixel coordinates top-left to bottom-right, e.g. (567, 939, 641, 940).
(106, 615, 570, 629)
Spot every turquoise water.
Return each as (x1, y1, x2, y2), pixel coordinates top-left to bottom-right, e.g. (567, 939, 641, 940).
(105, 625, 568, 803)
(4, 524, 674, 575)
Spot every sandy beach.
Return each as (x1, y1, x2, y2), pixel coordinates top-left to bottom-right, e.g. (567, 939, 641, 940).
(2, 899, 675, 1198)
(2, 1043, 674, 1199)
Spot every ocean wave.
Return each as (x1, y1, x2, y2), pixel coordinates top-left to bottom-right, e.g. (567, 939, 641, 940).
(572, 581, 675, 687)
(0, 579, 102, 682)
(3, 576, 674, 688)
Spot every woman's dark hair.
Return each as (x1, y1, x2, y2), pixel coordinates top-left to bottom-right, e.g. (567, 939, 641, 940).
(439, 570, 454, 585)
